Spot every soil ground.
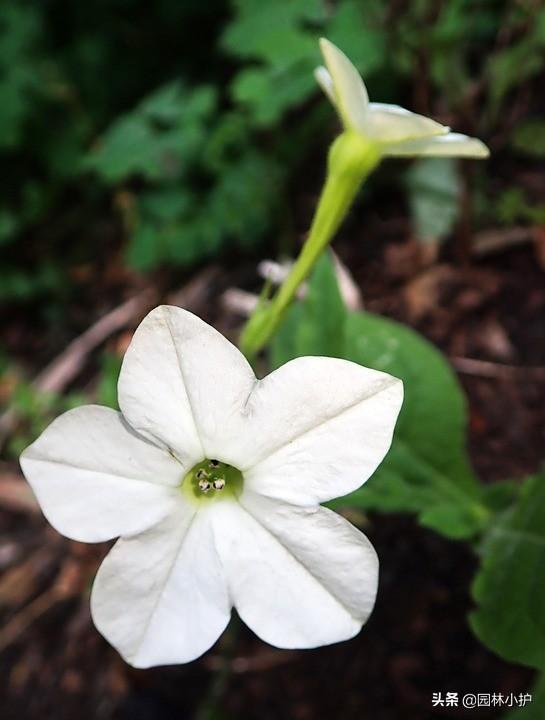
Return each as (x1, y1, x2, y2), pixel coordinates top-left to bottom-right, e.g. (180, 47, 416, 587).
(1, 199, 544, 719)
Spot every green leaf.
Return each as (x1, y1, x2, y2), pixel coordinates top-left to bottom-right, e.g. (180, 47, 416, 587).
(327, 0, 386, 77)
(339, 311, 486, 538)
(96, 352, 122, 410)
(406, 158, 461, 243)
(126, 150, 282, 270)
(84, 83, 216, 183)
(269, 252, 346, 366)
(272, 254, 487, 539)
(222, 0, 323, 67)
(512, 120, 545, 158)
(230, 64, 316, 127)
(487, 9, 545, 118)
(471, 468, 545, 670)
(222, 0, 323, 125)
(505, 674, 545, 719)
(495, 188, 545, 227)
(223, 0, 386, 125)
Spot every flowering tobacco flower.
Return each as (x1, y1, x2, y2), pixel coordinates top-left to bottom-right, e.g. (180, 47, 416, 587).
(316, 38, 489, 159)
(20, 306, 402, 667)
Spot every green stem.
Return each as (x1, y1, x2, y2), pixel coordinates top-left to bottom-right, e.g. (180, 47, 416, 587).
(240, 131, 381, 360)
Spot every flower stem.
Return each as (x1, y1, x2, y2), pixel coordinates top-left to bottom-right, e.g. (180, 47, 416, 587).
(240, 131, 380, 360)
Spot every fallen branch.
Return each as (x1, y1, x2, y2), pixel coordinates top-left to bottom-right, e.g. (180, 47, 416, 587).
(0, 470, 40, 514)
(34, 289, 157, 395)
(0, 288, 157, 450)
(0, 560, 82, 655)
(471, 227, 535, 257)
(451, 356, 545, 381)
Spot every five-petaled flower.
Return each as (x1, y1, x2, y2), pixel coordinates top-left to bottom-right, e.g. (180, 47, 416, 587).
(316, 38, 489, 159)
(20, 306, 403, 668)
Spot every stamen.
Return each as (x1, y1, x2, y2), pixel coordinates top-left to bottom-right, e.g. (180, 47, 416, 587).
(182, 458, 243, 502)
(198, 478, 211, 493)
(213, 477, 225, 491)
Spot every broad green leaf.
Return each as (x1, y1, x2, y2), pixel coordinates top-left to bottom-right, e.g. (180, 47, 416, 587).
(272, 254, 487, 539)
(471, 468, 545, 670)
(505, 674, 545, 719)
(339, 311, 486, 538)
(406, 158, 461, 244)
(270, 252, 346, 366)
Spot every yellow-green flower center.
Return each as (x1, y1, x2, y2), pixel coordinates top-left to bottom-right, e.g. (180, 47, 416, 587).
(181, 458, 243, 504)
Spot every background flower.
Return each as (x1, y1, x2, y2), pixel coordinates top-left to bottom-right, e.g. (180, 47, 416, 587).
(316, 38, 489, 159)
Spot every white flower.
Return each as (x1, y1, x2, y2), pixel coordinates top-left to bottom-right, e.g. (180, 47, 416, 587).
(20, 306, 403, 668)
(316, 38, 489, 158)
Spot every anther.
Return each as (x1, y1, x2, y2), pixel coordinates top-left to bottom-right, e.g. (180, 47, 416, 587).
(209, 459, 220, 468)
(198, 478, 211, 493)
(196, 468, 209, 481)
(213, 477, 225, 491)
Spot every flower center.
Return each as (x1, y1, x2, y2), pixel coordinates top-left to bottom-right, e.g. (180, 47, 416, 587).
(181, 458, 243, 503)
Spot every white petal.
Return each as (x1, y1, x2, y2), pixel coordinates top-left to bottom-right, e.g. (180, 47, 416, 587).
(91, 505, 231, 667)
(314, 66, 337, 107)
(319, 38, 369, 132)
(212, 494, 378, 649)
(118, 306, 256, 467)
(365, 102, 448, 143)
(20, 405, 182, 542)
(383, 131, 490, 158)
(238, 357, 403, 505)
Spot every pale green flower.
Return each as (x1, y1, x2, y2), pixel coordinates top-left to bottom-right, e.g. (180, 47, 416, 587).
(316, 38, 489, 159)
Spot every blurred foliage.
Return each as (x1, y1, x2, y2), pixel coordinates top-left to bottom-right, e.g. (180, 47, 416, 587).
(513, 120, 545, 158)
(95, 351, 122, 409)
(1, 0, 544, 297)
(4, 349, 121, 456)
(7, 382, 86, 457)
(471, 466, 545, 671)
(496, 188, 545, 226)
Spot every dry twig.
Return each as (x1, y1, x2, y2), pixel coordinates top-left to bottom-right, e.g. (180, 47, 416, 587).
(0, 470, 40, 514)
(0, 288, 157, 450)
(0, 560, 82, 654)
(451, 356, 545, 381)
